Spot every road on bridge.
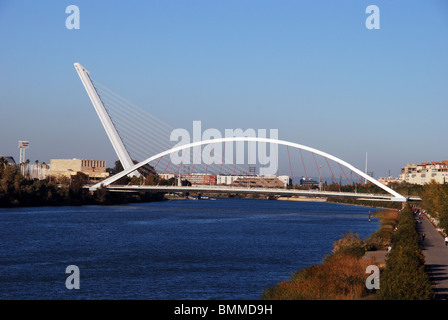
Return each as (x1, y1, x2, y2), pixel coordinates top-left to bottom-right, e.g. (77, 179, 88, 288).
(417, 214, 448, 300)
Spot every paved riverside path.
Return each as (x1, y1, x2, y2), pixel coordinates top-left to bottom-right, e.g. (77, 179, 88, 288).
(416, 215, 448, 300)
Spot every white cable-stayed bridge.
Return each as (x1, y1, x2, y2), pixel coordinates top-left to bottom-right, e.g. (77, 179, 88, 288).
(74, 62, 419, 202)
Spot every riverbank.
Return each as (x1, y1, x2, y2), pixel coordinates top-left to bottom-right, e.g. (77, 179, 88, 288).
(0, 162, 167, 208)
(262, 209, 400, 300)
(327, 197, 402, 210)
(0, 180, 165, 208)
(263, 204, 435, 300)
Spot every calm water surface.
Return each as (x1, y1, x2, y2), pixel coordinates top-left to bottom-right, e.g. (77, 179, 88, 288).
(0, 198, 380, 299)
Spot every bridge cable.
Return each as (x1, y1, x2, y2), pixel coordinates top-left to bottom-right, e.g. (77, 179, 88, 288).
(190, 146, 202, 174)
(287, 146, 294, 189)
(95, 84, 228, 175)
(219, 142, 225, 177)
(325, 157, 340, 192)
(91, 80, 265, 178)
(157, 156, 172, 186)
(143, 156, 162, 185)
(299, 149, 310, 190)
(312, 153, 323, 190)
(337, 163, 356, 193)
(93, 81, 174, 135)
(351, 170, 372, 195)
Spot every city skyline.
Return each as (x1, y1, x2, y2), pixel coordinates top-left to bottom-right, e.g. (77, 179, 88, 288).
(1, 1, 447, 178)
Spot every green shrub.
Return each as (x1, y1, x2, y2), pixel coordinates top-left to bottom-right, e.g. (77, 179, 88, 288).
(377, 205, 432, 300)
(332, 231, 366, 258)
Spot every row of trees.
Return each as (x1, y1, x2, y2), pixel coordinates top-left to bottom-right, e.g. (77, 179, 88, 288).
(325, 182, 424, 209)
(0, 158, 163, 207)
(421, 181, 448, 233)
(377, 205, 432, 300)
(108, 160, 176, 186)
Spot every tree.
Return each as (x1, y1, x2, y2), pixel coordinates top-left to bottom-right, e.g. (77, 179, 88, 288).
(422, 181, 448, 232)
(69, 172, 89, 200)
(94, 186, 110, 203)
(109, 159, 157, 185)
(109, 160, 130, 185)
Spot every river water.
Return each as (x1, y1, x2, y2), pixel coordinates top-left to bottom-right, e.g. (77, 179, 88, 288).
(0, 197, 380, 300)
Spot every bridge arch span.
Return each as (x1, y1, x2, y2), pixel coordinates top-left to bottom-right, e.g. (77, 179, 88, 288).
(90, 137, 407, 202)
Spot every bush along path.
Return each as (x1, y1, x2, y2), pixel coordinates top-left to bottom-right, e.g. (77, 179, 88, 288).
(262, 206, 434, 300)
(262, 210, 399, 300)
(376, 205, 432, 300)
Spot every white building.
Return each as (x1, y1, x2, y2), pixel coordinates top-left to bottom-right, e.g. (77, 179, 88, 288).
(216, 174, 291, 187)
(277, 175, 292, 187)
(378, 176, 401, 186)
(216, 174, 243, 185)
(158, 173, 176, 180)
(400, 161, 448, 185)
(24, 163, 51, 180)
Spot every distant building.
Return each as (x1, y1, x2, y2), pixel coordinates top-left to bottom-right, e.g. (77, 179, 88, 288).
(217, 174, 291, 188)
(49, 159, 109, 181)
(1, 156, 50, 179)
(400, 161, 448, 185)
(158, 173, 176, 180)
(378, 176, 401, 186)
(216, 174, 247, 185)
(23, 163, 50, 180)
(0, 156, 16, 164)
(264, 174, 291, 187)
(181, 173, 216, 185)
(299, 176, 319, 186)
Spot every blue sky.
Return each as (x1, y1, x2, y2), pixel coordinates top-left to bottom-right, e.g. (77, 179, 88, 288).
(0, 0, 447, 177)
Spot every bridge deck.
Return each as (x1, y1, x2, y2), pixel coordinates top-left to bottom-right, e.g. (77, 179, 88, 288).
(99, 185, 420, 202)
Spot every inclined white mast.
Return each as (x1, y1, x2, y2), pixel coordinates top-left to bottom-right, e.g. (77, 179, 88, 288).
(74, 62, 138, 177)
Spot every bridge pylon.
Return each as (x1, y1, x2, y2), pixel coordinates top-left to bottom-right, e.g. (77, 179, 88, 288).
(74, 62, 139, 177)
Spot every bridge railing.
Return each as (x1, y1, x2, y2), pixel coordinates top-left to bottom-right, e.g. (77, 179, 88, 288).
(106, 184, 405, 200)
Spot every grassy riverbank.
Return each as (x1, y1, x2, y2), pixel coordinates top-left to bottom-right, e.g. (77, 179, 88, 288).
(262, 206, 432, 300)
(262, 209, 398, 300)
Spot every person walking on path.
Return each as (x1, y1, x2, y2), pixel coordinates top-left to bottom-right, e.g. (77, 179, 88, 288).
(422, 233, 426, 242)
(445, 236, 448, 246)
(417, 215, 448, 299)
